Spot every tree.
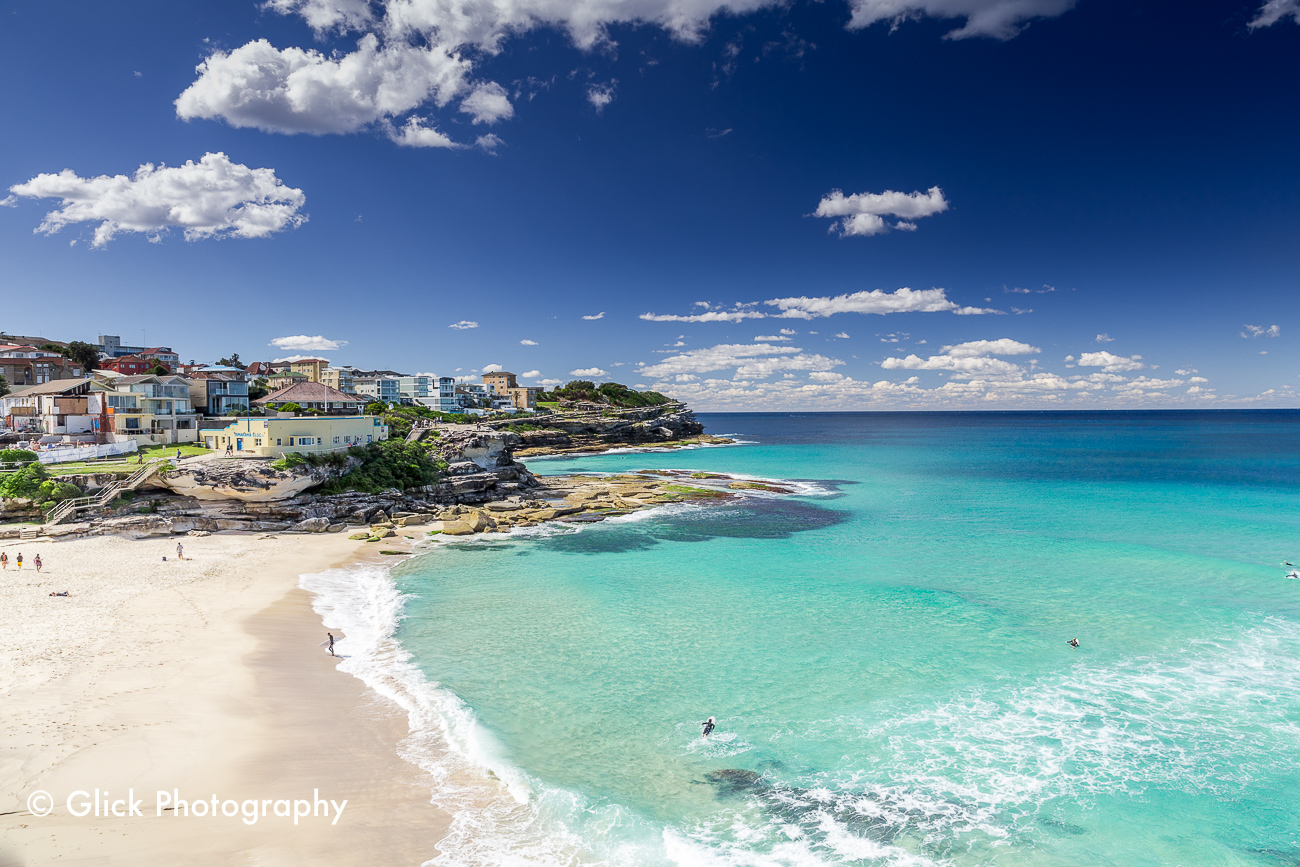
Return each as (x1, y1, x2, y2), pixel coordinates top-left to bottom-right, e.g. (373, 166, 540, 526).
(248, 378, 269, 401)
(217, 353, 246, 370)
(364, 401, 388, 416)
(150, 362, 170, 376)
(277, 402, 302, 413)
(0, 374, 8, 397)
(63, 340, 101, 373)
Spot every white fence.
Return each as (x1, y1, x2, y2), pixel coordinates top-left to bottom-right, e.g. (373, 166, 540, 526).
(34, 440, 140, 465)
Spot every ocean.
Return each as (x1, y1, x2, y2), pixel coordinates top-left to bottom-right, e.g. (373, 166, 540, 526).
(303, 411, 1300, 866)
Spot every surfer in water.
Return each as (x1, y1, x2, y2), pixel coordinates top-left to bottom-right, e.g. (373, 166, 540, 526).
(1068, 637, 1080, 648)
(701, 717, 715, 738)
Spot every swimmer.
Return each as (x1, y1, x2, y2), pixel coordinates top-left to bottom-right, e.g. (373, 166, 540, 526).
(1068, 637, 1080, 648)
(701, 716, 715, 738)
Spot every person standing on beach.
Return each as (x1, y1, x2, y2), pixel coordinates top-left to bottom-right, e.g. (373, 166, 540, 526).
(15, 552, 22, 570)
(0, 551, 7, 570)
(34, 554, 42, 573)
(176, 542, 184, 560)
(327, 633, 336, 656)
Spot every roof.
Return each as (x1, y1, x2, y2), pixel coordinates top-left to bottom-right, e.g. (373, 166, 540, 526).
(253, 381, 367, 405)
(287, 357, 330, 364)
(140, 347, 175, 354)
(6, 378, 93, 397)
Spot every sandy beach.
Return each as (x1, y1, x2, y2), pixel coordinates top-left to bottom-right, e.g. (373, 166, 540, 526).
(0, 531, 450, 866)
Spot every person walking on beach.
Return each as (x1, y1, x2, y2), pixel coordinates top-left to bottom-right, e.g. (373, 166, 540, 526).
(176, 542, 184, 560)
(15, 552, 22, 570)
(33, 554, 42, 573)
(0, 551, 7, 570)
(701, 716, 716, 739)
(327, 633, 336, 656)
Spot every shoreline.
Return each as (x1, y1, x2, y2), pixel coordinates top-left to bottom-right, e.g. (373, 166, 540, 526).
(0, 532, 451, 865)
(0, 467, 796, 865)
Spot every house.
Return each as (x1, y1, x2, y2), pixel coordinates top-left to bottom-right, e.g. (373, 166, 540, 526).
(91, 375, 199, 443)
(353, 374, 402, 403)
(96, 334, 148, 358)
(139, 347, 180, 366)
(0, 344, 84, 387)
(245, 361, 286, 378)
(320, 367, 356, 394)
(481, 371, 518, 394)
(186, 366, 251, 416)
(395, 375, 431, 402)
(480, 371, 537, 410)
(266, 369, 310, 389)
(200, 415, 388, 458)
(100, 354, 165, 375)
(288, 358, 329, 383)
(254, 381, 370, 414)
(2, 378, 95, 436)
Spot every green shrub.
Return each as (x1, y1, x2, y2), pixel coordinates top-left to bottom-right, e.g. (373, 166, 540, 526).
(277, 402, 302, 412)
(0, 449, 38, 464)
(0, 462, 49, 499)
(316, 439, 447, 495)
(270, 452, 308, 470)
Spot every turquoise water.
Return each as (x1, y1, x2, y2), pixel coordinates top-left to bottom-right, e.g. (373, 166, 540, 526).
(366, 412, 1300, 865)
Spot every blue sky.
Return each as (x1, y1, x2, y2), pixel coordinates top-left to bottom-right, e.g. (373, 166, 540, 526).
(1, 0, 1297, 409)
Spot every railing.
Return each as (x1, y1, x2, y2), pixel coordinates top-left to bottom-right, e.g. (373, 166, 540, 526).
(44, 459, 171, 526)
(406, 419, 436, 443)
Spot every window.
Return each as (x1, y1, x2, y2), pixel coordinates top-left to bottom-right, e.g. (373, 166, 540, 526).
(333, 436, 340, 444)
(276, 439, 282, 446)
(254, 438, 263, 446)
(288, 437, 295, 446)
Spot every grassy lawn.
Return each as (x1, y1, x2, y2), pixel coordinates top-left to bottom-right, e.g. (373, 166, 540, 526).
(42, 443, 212, 477)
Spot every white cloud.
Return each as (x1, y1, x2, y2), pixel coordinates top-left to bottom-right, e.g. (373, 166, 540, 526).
(814, 186, 949, 237)
(176, 37, 470, 136)
(449, 320, 478, 329)
(390, 115, 459, 148)
(1242, 324, 1281, 338)
(582, 311, 605, 320)
(273, 354, 334, 363)
(0, 195, 16, 207)
(571, 367, 608, 377)
(846, 0, 1076, 39)
(766, 287, 996, 318)
(642, 308, 768, 323)
(880, 337, 1040, 380)
(780, 328, 797, 335)
(185, 0, 1059, 149)
(586, 82, 616, 112)
(520, 339, 538, 345)
(459, 81, 514, 124)
(270, 335, 348, 351)
(476, 133, 504, 152)
(834, 332, 850, 339)
(943, 338, 1039, 357)
(638, 342, 842, 379)
(1072, 351, 1145, 373)
(8, 152, 306, 248)
(1095, 333, 1114, 343)
(754, 334, 793, 341)
(482, 363, 504, 372)
(521, 369, 541, 377)
(1249, 0, 1300, 28)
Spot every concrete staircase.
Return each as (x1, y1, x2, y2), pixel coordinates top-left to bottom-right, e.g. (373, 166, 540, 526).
(406, 419, 435, 443)
(43, 459, 171, 527)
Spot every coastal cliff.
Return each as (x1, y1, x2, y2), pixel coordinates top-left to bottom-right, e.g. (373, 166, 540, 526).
(496, 401, 732, 457)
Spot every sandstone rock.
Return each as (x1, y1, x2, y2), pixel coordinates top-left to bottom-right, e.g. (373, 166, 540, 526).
(291, 517, 331, 533)
(440, 521, 475, 536)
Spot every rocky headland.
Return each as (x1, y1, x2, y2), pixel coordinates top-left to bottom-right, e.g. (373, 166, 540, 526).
(495, 401, 734, 457)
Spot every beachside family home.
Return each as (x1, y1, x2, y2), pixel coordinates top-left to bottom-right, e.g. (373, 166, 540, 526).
(200, 415, 388, 457)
